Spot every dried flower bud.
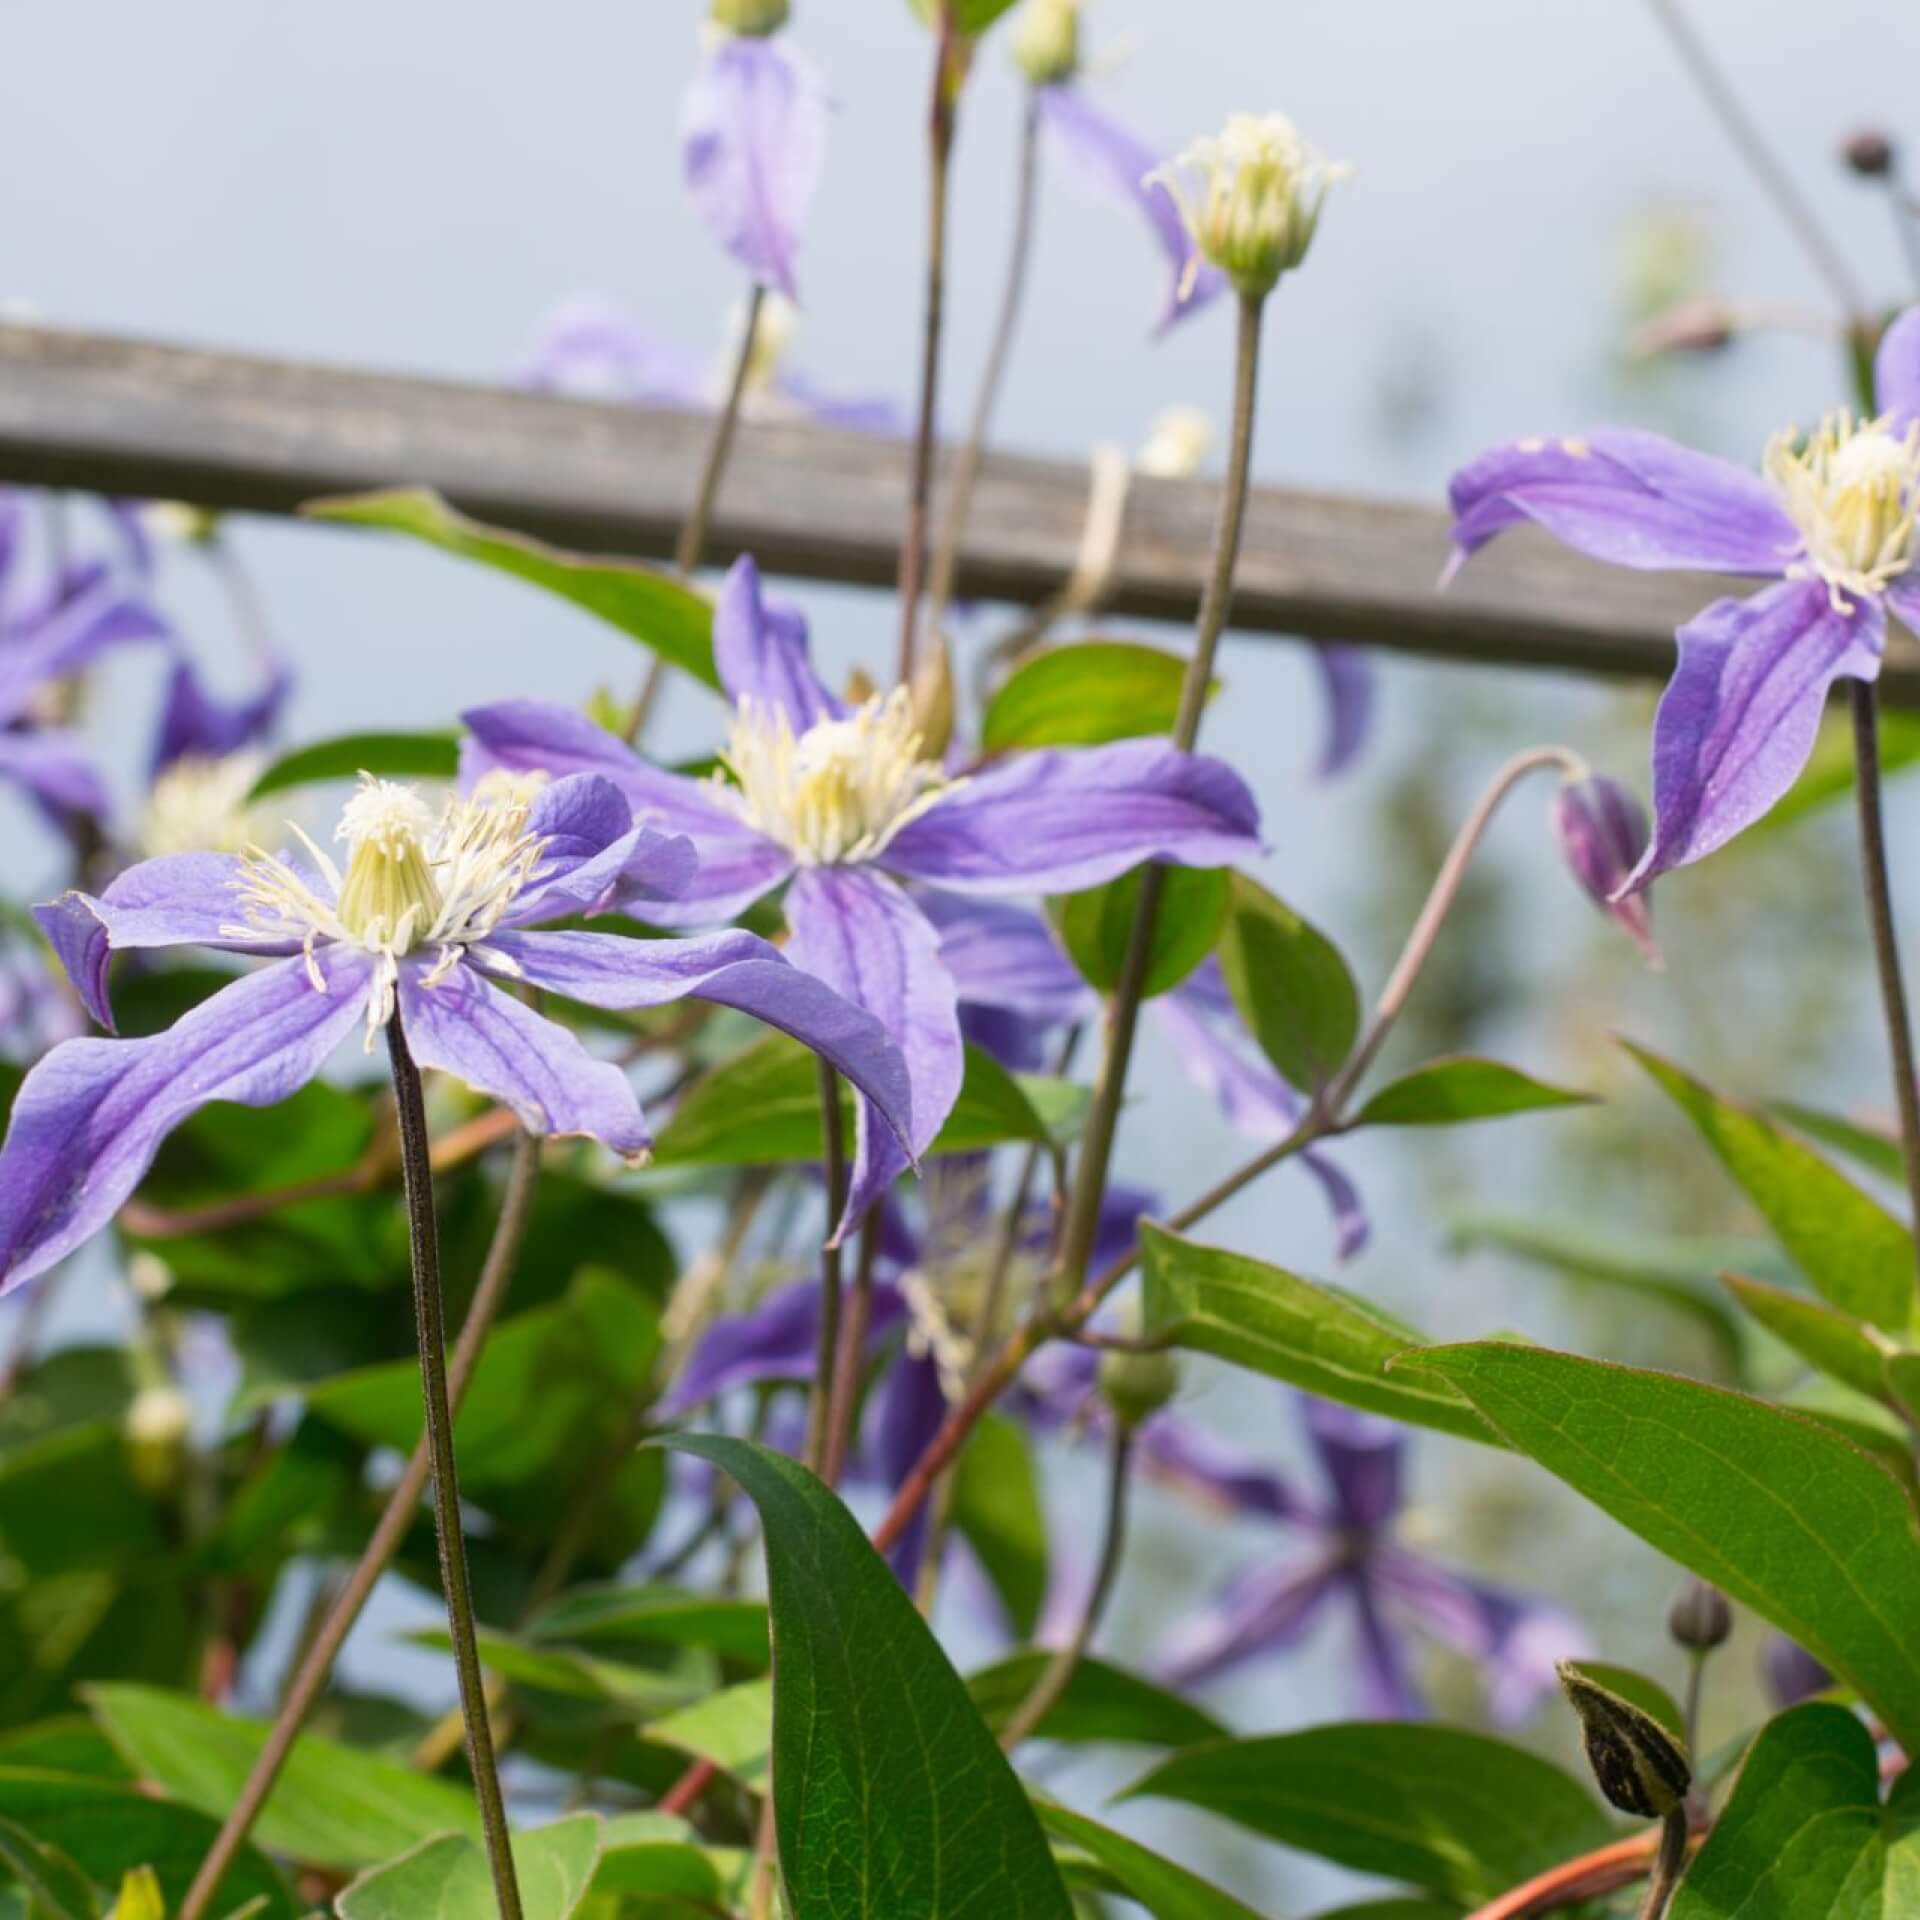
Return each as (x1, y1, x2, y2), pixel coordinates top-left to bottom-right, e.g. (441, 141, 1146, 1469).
(1557, 1659, 1691, 1819)
(1668, 1579, 1732, 1652)
(1011, 0, 1079, 87)
(1097, 1345, 1180, 1427)
(1552, 774, 1659, 965)
(1147, 113, 1347, 299)
(710, 0, 790, 35)
(1841, 128, 1897, 179)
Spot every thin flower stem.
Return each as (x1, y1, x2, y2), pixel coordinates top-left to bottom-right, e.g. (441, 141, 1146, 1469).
(1639, 1807, 1692, 1920)
(805, 1062, 847, 1476)
(822, 1217, 878, 1488)
(177, 1131, 541, 1920)
(386, 1013, 524, 1920)
(1682, 1651, 1707, 1764)
(1644, 0, 1866, 318)
(1851, 681, 1920, 1275)
(625, 281, 769, 744)
(1463, 1828, 1671, 1920)
(926, 90, 1043, 632)
(998, 1421, 1133, 1751)
(895, 7, 962, 685)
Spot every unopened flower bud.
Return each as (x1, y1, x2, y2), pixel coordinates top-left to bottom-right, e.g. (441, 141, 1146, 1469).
(146, 500, 224, 547)
(1841, 128, 1896, 179)
(908, 639, 955, 763)
(1557, 1659, 1691, 1819)
(710, 0, 789, 35)
(1668, 1579, 1732, 1653)
(1011, 0, 1080, 87)
(1552, 773, 1659, 965)
(1765, 1635, 1832, 1706)
(110, 1866, 166, 1920)
(1097, 1344, 1180, 1427)
(125, 1384, 192, 1495)
(1147, 113, 1347, 299)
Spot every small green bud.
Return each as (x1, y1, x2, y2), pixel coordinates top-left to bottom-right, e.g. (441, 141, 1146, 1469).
(125, 1384, 192, 1497)
(1097, 1345, 1180, 1427)
(109, 1866, 166, 1920)
(1557, 1659, 1691, 1819)
(1667, 1580, 1733, 1653)
(1011, 0, 1079, 87)
(710, 0, 790, 35)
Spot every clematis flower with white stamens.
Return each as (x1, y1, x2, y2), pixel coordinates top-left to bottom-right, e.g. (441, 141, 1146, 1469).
(0, 770, 912, 1295)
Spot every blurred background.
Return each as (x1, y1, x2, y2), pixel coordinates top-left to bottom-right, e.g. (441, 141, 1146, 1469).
(6, 1, 1919, 1907)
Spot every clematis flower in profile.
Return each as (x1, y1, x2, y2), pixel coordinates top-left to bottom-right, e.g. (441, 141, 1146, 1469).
(1447, 307, 1920, 887)
(1151, 1394, 1588, 1723)
(0, 771, 912, 1294)
(463, 554, 1261, 1234)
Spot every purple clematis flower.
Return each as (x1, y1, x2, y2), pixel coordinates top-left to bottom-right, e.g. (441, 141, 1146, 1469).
(0, 770, 912, 1295)
(463, 555, 1261, 1235)
(1447, 308, 1920, 886)
(1152, 1394, 1586, 1722)
(682, 28, 826, 303)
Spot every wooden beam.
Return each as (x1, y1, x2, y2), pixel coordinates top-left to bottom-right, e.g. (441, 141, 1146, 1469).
(0, 320, 1909, 695)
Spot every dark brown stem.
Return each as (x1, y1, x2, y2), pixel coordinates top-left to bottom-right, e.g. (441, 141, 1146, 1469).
(1638, 1807, 1692, 1920)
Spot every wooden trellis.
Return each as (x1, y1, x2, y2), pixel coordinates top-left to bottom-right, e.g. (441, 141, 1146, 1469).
(2, 320, 1912, 699)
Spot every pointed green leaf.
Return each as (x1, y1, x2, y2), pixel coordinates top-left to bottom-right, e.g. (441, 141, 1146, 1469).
(1139, 1225, 1500, 1446)
(1771, 1100, 1906, 1186)
(0, 1816, 99, 1920)
(305, 489, 718, 687)
(336, 1816, 604, 1920)
(1350, 1058, 1595, 1129)
(644, 1678, 771, 1787)
(968, 1655, 1226, 1750)
(1625, 1041, 1914, 1332)
(589, 1812, 734, 1905)
(527, 1585, 770, 1667)
(1885, 1352, 1920, 1424)
(1052, 865, 1229, 1000)
(660, 1436, 1072, 1919)
(1123, 1725, 1608, 1906)
(1722, 1274, 1896, 1404)
(1034, 1801, 1263, 1919)
(1309, 1905, 1463, 1920)
(1217, 875, 1358, 1089)
(248, 731, 460, 800)
(951, 1414, 1050, 1640)
(1402, 1343, 1920, 1753)
(982, 641, 1196, 750)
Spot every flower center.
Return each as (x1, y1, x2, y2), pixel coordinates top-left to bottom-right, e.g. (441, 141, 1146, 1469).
(715, 688, 956, 866)
(334, 782, 443, 952)
(139, 751, 270, 858)
(1765, 408, 1920, 609)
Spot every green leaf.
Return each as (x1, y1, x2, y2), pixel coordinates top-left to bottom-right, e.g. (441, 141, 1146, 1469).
(1625, 1041, 1914, 1332)
(0, 1720, 130, 1782)
(1052, 867, 1228, 1000)
(0, 1770, 293, 1919)
(1350, 1058, 1596, 1129)
(1139, 1225, 1500, 1446)
(527, 1586, 770, 1668)
(950, 1415, 1050, 1640)
(0, 1816, 99, 1920)
(1668, 1703, 1920, 1919)
(1217, 875, 1358, 1090)
(968, 1655, 1225, 1750)
(1772, 1100, 1906, 1186)
(1308, 1905, 1462, 1920)
(589, 1813, 732, 1907)
(1885, 1352, 1920, 1424)
(85, 1685, 480, 1870)
(306, 489, 717, 688)
(981, 642, 1194, 750)
(1402, 1342, 1920, 1754)
(1722, 1273, 1896, 1404)
(336, 1816, 604, 1920)
(402, 1629, 696, 1715)
(661, 1436, 1072, 1918)
(1123, 1725, 1608, 1906)
(644, 1679, 772, 1787)
(1033, 1802, 1262, 1920)
(248, 731, 459, 801)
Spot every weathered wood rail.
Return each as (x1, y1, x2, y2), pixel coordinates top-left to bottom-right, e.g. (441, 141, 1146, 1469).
(2, 320, 1912, 696)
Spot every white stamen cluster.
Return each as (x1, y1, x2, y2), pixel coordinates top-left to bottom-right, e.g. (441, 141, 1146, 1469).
(1766, 409, 1920, 611)
(223, 772, 549, 1044)
(715, 688, 957, 866)
(139, 752, 272, 859)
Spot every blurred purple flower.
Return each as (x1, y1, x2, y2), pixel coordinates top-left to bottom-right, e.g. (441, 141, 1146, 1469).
(1310, 642, 1375, 780)
(1447, 307, 1920, 886)
(465, 555, 1260, 1236)
(1552, 773, 1658, 964)
(150, 652, 292, 777)
(1764, 1636, 1833, 1706)
(0, 771, 912, 1294)
(1153, 1394, 1587, 1723)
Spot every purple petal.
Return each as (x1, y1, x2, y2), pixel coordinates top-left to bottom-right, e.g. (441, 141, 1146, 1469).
(869, 1346, 949, 1591)
(785, 867, 960, 1239)
(396, 959, 648, 1156)
(517, 298, 713, 406)
(1552, 775, 1658, 962)
(1629, 578, 1885, 888)
(885, 740, 1260, 895)
(680, 37, 825, 301)
(771, 370, 905, 437)
(1154, 1553, 1339, 1689)
(1310, 643, 1376, 780)
(1446, 429, 1796, 579)
(1891, 574, 1920, 638)
(1090, 1182, 1155, 1276)
(913, 890, 1095, 1025)
(0, 584, 169, 729)
(1874, 306, 1920, 432)
(151, 655, 291, 773)
(477, 926, 915, 1166)
(1301, 1395, 1404, 1533)
(507, 776, 696, 925)
(1348, 1573, 1426, 1720)
(1136, 1414, 1310, 1524)
(0, 729, 110, 823)
(711, 555, 840, 729)
(1765, 1635, 1833, 1706)
(0, 953, 372, 1294)
(1035, 86, 1227, 334)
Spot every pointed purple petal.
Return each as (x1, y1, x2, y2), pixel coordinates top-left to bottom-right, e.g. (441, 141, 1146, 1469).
(151, 654, 291, 772)
(1552, 775, 1658, 962)
(0, 730, 110, 822)
(885, 741, 1260, 895)
(1447, 429, 1796, 577)
(680, 37, 825, 301)
(1889, 573, 1920, 638)
(0, 954, 372, 1294)
(1310, 642, 1376, 780)
(505, 774, 696, 924)
(1874, 306, 1920, 432)
(785, 867, 959, 1239)
(1302, 1395, 1404, 1533)
(870, 1346, 949, 1591)
(711, 555, 840, 728)
(1154, 1555, 1340, 1689)
(662, 1276, 907, 1414)
(1136, 1414, 1311, 1523)
(1348, 1573, 1426, 1719)
(0, 585, 170, 728)
(1629, 578, 1884, 888)
(517, 298, 713, 406)
(914, 890, 1095, 1025)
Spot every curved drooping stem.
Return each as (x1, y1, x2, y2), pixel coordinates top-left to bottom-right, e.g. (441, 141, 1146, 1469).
(387, 1012, 524, 1920)
(177, 1130, 542, 1920)
(1850, 680, 1920, 1286)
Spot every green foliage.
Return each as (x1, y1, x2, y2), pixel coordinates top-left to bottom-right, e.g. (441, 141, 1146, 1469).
(336, 1816, 603, 1920)
(950, 1414, 1051, 1640)
(0, 1816, 99, 1920)
(1721, 1273, 1897, 1406)
(1123, 1724, 1607, 1906)
(1035, 1802, 1263, 1920)
(306, 489, 718, 688)
(1217, 875, 1358, 1091)
(662, 1436, 1072, 1917)
(1348, 1058, 1595, 1129)
(643, 1678, 772, 1788)
(1052, 866, 1228, 999)
(981, 641, 1194, 749)
(1139, 1224, 1500, 1444)
(248, 732, 459, 800)
(967, 1655, 1226, 1749)
(1406, 1342, 1920, 1753)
